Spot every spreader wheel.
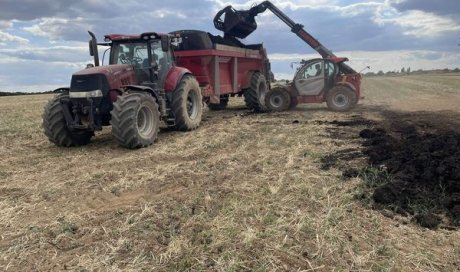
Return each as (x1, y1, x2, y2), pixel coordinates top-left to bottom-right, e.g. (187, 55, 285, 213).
(244, 72, 268, 112)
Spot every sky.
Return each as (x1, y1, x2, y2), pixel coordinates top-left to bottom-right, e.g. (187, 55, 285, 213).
(0, 0, 459, 92)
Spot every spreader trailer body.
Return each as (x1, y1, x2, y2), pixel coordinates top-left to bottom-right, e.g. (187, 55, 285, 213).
(171, 30, 271, 111)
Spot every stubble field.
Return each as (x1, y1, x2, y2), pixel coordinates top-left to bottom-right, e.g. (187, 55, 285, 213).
(0, 73, 459, 271)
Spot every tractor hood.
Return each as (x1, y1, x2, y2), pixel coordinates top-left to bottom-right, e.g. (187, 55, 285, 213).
(70, 64, 137, 97)
(74, 64, 134, 78)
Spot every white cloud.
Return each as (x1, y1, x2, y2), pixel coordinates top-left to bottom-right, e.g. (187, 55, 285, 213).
(0, 30, 29, 44)
(0, 44, 90, 63)
(23, 17, 91, 41)
(0, 20, 13, 30)
(374, 9, 460, 37)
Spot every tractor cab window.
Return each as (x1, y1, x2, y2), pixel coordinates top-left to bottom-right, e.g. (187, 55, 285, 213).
(298, 60, 324, 79)
(324, 61, 335, 78)
(112, 42, 148, 66)
(324, 61, 337, 87)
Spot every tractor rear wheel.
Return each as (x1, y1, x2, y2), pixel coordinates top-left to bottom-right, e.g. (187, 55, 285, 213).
(171, 75, 203, 130)
(207, 95, 229, 111)
(265, 87, 291, 112)
(326, 85, 357, 112)
(42, 94, 93, 147)
(244, 72, 267, 112)
(111, 92, 160, 149)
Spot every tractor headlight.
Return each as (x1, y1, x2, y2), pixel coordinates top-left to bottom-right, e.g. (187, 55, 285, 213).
(69, 90, 103, 98)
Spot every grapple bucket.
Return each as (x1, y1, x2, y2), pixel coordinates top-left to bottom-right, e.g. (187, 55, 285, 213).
(214, 6, 257, 39)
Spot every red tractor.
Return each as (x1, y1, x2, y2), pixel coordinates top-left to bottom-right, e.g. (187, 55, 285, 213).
(43, 32, 203, 149)
(214, 1, 362, 111)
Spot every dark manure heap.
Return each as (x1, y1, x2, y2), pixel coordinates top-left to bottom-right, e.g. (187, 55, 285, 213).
(360, 126, 460, 229)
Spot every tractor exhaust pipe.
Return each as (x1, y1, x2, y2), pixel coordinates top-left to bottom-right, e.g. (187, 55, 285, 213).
(88, 31, 100, 66)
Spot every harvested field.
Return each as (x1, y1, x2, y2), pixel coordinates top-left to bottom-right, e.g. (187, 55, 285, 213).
(0, 73, 459, 271)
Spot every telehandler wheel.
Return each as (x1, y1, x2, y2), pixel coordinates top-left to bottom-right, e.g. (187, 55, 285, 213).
(326, 85, 357, 112)
(207, 95, 229, 111)
(42, 93, 93, 147)
(265, 87, 291, 112)
(171, 75, 203, 131)
(111, 92, 160, 149)
(244, 72, 268, 112)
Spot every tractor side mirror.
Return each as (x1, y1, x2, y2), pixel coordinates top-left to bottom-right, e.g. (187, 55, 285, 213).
(89, 40, 94, 56)
(161, 36, 170, 52)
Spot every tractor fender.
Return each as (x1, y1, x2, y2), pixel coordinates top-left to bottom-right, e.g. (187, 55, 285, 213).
(120, 85, 160, 101)
(53, 87, 70, 94)
(164, 67, 192, 92)
(119, 85, 166, 116)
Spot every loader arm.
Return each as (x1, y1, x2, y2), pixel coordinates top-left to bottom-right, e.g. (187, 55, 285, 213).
(214, 1, 358, 74)
(249, 1, 335, 59)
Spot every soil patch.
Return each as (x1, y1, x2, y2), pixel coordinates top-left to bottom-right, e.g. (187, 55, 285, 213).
(318, 110, 460, 229)
(361, 126, 460, 228)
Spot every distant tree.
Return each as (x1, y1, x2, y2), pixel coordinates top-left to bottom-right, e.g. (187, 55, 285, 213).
(407, 67, 411, 73)
(401, 67, 406, 73)
(454, 67, 460, 72)
(377, 70, 384, 76)
(365, 72, 376, 76)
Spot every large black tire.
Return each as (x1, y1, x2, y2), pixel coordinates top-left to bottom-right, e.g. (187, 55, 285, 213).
(111, 92, 160, 149)
(171, 75, 203, 130)
(265, 87, 291, 112)
(244, 72, 268, 112)
(326, 85, 357, 112)
(42, 94, 93, 147)
(207, 95, 229, 111)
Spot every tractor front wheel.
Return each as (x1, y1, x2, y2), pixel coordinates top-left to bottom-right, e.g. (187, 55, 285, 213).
(111, 92, 160, 149)
(326, 85, 357, 112)
(42, 94, 93, 147)
(171, 75, 203, 130)
(265, 87, 291, 112)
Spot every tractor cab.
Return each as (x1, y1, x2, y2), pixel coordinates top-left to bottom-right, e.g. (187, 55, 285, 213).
(104, 33, 173, 88)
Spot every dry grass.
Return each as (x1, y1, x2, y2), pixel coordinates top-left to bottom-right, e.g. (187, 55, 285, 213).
(0, 74, 459, 271)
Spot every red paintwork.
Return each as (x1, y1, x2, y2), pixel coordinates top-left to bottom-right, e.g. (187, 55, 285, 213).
(174, 47, 268, 97)
(74, 64, 137, 91)
(338, 73, 362, 99)
(164, 66, 192, 92)
(297, 95, 324, 103)
(327, 57, 349, 64)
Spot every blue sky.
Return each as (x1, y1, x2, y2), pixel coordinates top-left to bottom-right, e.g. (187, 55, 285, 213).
(0, 0, 459, 92)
